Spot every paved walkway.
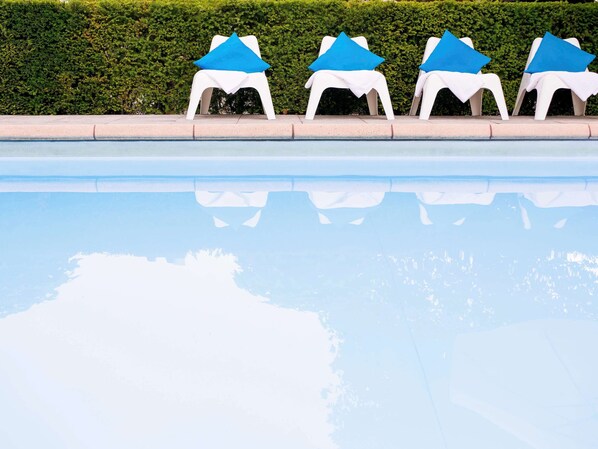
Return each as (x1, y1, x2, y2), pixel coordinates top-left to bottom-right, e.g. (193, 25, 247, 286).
(0, 114, 597, 140)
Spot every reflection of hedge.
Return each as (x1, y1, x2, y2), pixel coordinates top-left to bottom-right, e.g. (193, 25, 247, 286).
(0, 0, 597, 116)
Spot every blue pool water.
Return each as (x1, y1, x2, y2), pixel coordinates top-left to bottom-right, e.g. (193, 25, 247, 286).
(1, 151, 598, 449)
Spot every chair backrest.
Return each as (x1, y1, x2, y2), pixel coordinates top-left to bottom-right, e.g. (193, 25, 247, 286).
(523, 36, 583, 71)
(318, 35, 368, 56)
(210, 34, 262, 58)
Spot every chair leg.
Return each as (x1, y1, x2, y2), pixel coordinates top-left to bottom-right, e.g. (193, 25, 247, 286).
(486, 75, 510, 120)
(373, 79, 395, 120)
(305, 80, 327, 120)
(199, 88, 213, 115)
(469, 89, 483, 116)
(419, 77, 444, 120)
(186, 72, 211, 120)
(572, 91, 587, 116)
(254, 75, 276, 120)
(534, 92, 553, 120)
(512, 73, 533, 116)
(366, 90, 379, 116)
(409, 95, 421, 116)
(493, 92, 510, 120)
(512, 84, 527, 116)
(531, 74, 573, 120)
(534, 86, 556, 120)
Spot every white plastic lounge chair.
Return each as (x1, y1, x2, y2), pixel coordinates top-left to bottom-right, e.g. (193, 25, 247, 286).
(409, 37, 509, 120)
(512, 37, 597, 120)
(305, 36, 394, 120)
(186, 35, 275, 120)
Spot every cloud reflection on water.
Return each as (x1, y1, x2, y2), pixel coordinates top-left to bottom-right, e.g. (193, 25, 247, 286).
(0, 251, 341, 449)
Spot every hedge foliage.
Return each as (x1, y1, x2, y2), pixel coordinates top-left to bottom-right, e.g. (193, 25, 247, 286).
(0, 0, 597, 116)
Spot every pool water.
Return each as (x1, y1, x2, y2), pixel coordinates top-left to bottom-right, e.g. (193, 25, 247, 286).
(1, 171, 598, 448)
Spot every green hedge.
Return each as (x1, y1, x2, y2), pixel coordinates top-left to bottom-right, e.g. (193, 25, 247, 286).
(0, 0, 597, 116)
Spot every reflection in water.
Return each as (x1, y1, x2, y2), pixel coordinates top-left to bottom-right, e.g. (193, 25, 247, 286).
(308, 191, 385, 225)
(520, 191, 598, 230)
(0, 179, 597, 449)
(417, 192, 495, 226)
(0, 251, 340, 449)
(195, 191, 268, 228)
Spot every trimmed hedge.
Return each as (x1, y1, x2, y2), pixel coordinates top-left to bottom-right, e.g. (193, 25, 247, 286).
(0, 0, 597, 116)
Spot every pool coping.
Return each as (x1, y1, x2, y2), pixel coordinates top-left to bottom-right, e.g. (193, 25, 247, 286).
(0, 114, 597, 141)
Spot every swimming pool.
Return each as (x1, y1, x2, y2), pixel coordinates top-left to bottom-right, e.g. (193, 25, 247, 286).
(1, 142, 597, 449)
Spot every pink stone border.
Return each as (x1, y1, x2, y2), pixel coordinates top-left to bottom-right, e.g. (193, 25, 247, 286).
(0, 115, 596, 140)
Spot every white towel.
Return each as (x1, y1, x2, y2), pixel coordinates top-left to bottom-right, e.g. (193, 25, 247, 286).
(305, 70, 384, 97)
(527, 71, 598, 102)
(200, 70, 250, 94)
(415, 71, 484, 103)
(195, 191, 268, 208)
(417, 192, 495, 206)
(523, 191, 598, 208)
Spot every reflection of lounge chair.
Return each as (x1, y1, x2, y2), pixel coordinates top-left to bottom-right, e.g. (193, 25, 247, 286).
(186, 35, 275, 120)
(305, 36, 394, 120)
(308, 191, 385, 225)
(513, 37, 598, 121)
(451, 320, 598, 449)
(416, 192, 495, 226)
(409, 36, 509, 120)
(195, 191, 268, 228)
(519, 191, 598, 230)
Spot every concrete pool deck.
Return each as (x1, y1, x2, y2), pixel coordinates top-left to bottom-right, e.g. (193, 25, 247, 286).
(0, 114, 597, 141)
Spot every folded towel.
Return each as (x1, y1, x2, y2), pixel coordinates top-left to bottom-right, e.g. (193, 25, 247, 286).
(305, 70, 384, 97)
(415, 71, 484, 103)
(527, 71, 598, 101)
(200, 70, 250, 94)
